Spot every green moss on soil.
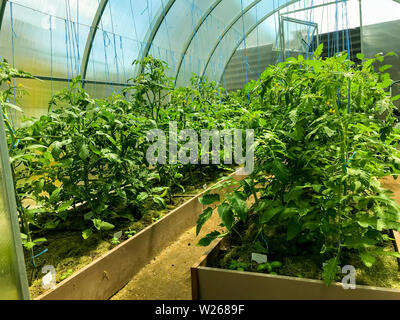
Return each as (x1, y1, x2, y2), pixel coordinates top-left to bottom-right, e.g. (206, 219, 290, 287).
(211, 221, 400, 289)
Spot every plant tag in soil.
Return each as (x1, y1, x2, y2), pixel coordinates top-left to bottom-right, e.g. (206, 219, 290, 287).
(114, 231, 123, 240)
(42, 266, 56, 290)
(252, 253, 268, 264)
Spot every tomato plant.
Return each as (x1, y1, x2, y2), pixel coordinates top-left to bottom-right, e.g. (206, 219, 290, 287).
(197, 45, 400, 286)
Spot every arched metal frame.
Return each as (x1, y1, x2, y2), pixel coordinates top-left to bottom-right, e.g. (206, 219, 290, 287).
(81, 0, 109, 84)
(216, 0, 308, 83)
(174, 0, 223, 84)
(0, 0, 7, 33)
(201, 0, 262, 78)
(81, 0, 177, 83)
(138, 0, 176, 74)
(218, 0, 400, 83)
(1, 0, 400, 86)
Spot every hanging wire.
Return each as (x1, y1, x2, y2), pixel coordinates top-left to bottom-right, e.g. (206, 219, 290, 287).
(108, 2, 120, 89)
(129, 0, 143, 58)
(9, 1, 18, 127)
(65, 19, 71, 82)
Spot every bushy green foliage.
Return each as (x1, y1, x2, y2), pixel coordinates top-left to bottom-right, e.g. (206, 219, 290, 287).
(1, 56, 246, 246)
(197, 45, 400, 286)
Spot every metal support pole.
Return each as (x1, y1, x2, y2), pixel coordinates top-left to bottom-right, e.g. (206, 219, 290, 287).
(0, 0, 7, 33)
(81, 0, 109, 86)
(359, 0, 364, 55)
(0, 114, 30, 300)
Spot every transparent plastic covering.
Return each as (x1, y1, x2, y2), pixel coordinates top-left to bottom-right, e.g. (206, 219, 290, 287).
(0, 0, 399, 117)
(362, 0, 400, 105)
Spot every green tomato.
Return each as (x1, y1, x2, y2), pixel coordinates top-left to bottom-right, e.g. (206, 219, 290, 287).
(271, 261, 283, 269)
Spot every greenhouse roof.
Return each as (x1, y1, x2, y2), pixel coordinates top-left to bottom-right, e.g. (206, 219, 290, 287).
(0, 0, 399, 107)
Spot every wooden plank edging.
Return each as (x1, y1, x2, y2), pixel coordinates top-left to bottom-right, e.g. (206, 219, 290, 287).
(192, 183, 400, 300)
(36, 169, 245, 300)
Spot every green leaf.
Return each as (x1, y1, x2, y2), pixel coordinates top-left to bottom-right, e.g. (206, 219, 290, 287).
(2, 102, 22, 112)
(378, 78, 392, 89)
(199, 194, 220, 206)
(93, 219, 115, 231)
(228, 192, 248, 222)
(57, 199, 74, 213)
(23, 241, 36, 250)
(104, 152, 120, 163)
(153, 196, 166, 209)
(51, 141, 62, 159)
(198, 231, 221, 247)
(356, 53, 365, 60)
(287, 218, 302, 241)
(323, 258, 339, 286)
(260, 206, 282, 224)
(324, 126, 335, 138)
(360, 252, 376, 268)
(79, 143, 90, 160)
(379, 65, 392, 72)
(196, 208, 214, 236)
(137, 192, 149, 202)
(374, 249, 400, 259)
(377, 218, 400, 232)
(314, 43, 324, 58)
(218, 203, 234, 231)
(152, 187, 166, 194)
(343, 237, 378, 249)
(33, 238, 47, 244)
(82, 229, 93, 240)
(357, 215, 378, 229)
(392, 95, 400, 102)
(271, 160, 289, 184)
(49, 188, 62, 204)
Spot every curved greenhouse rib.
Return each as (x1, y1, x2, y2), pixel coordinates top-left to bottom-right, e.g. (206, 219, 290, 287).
(174, 0, 223, 84)
(138, 0, 176, 74)
(81, 0, 109, 84)
(200, 0, 263, 78)
(216, 0, 301, 83)
(203, 0, 303, 79)
(217, 0, 400, 84)
(0, 0, 7, 33)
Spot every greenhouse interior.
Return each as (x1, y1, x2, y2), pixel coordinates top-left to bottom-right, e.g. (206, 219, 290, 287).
(2, 0, 400, 302)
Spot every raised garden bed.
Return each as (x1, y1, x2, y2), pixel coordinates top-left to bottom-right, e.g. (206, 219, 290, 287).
(35, 169, 246, 300)
(191, 179, 400, 300)
(191, 237, 400, 300)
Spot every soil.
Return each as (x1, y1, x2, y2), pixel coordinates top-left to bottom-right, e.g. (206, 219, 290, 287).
(27, 168, 233, 299)
(111, 213, 224, 300)
(204, 176, 400, 290)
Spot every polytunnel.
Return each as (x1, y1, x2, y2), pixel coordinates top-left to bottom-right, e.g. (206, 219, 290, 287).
(2, 0, 400, 302)
(0, 0, 398, 117)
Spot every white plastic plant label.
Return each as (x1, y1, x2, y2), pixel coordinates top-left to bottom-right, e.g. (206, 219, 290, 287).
(113, 231, 123, 240)
(42, 265, 56, 290)
(252, 253, 268, 264)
